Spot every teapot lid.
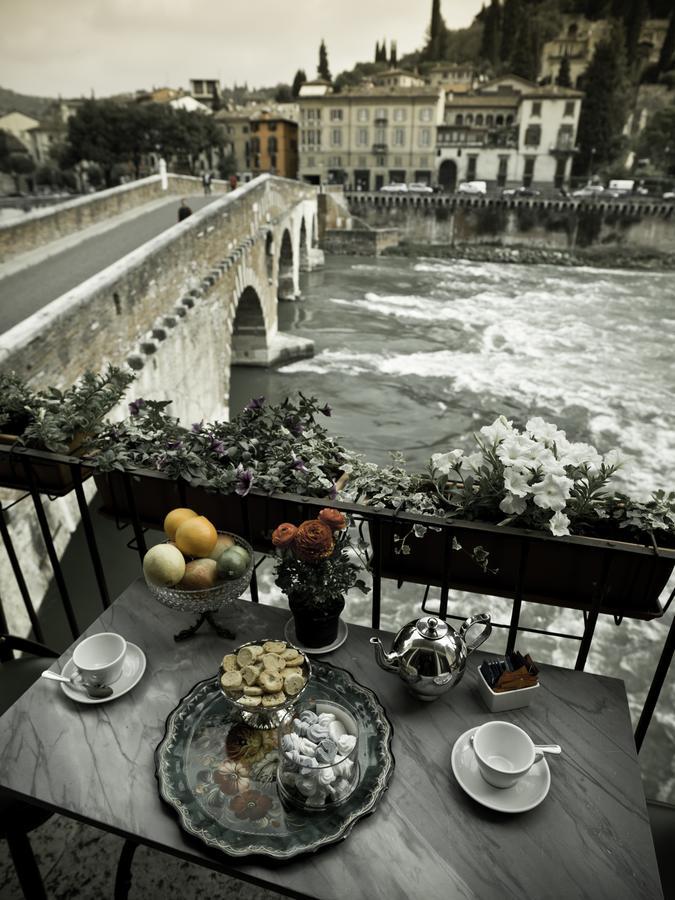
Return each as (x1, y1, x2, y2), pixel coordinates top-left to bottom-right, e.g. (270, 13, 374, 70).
(415, 615, 448, 640)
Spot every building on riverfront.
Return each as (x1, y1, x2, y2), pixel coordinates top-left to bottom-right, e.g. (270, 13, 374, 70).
(297, 73, 582, 192)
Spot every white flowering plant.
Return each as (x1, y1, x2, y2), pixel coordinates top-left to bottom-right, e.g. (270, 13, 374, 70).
(428, 415, 675, 545)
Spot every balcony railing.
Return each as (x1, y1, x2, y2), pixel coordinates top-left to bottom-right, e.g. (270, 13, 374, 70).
(372, 143, 388, 153)
(1, 444, 674, 755)
(374, 117, 388, 126)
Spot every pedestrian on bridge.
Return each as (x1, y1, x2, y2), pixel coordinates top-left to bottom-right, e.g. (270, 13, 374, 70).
(202, 171, 212, 195)
(177, 199, 192, 222)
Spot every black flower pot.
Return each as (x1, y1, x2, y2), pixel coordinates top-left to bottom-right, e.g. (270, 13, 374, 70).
(289, 597, 345, 648)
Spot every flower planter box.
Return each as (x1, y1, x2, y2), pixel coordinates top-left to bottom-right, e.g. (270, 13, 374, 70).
(370, 517, 675, 621)
(93, 469, 307, 552)
(0, 436, 92, 497)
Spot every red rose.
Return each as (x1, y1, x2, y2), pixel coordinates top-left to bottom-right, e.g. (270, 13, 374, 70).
(294, 519, 334, 561)
(272, 523, 298, 548)
(318, 508, 347, 531)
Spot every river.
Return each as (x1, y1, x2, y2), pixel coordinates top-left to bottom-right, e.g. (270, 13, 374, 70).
(230, 254, 675, 803)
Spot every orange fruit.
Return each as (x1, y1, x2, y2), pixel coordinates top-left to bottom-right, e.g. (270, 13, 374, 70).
(164, 508, 198, 541)
(175, 515, 218, 557)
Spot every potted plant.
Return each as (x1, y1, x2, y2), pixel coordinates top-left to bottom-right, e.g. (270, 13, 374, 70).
(90, 395, 357, 549)
(272, 508, 369, 647)
(0, 366, 134, 495)
(352, 416, 675, 619)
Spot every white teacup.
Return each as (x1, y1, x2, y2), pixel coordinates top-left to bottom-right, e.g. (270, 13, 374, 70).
(471, 721, 543, 789)
(72, 632, 127, 687)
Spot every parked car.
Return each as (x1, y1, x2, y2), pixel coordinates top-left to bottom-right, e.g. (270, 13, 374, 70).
(572, 184, 605, 198)
(407, 183, 433, 193)
(457, 181, 487, 195)
(664, 191, 675, 201)
(380, 183, 408, 193)
(501, 186, 541, 197)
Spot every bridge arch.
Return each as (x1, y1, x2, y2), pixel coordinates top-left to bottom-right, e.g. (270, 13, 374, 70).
(231, 285, 269, 364)
(299, 218, 309, 270)
(277, 228, 295, 300)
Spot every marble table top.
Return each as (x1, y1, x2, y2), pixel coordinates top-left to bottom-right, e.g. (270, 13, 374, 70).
(0, 579, 663, 900)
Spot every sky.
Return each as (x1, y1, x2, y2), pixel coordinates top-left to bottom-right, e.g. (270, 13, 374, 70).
(0, 0, 484, 99)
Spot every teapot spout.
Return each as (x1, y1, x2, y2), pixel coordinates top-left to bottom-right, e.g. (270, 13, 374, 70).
(369, 636, 401, 673)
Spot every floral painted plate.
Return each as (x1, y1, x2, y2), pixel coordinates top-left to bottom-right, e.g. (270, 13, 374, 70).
(155, 661, 395, 859)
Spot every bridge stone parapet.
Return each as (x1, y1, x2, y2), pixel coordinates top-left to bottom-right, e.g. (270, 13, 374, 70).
(0, 173, 228, 264)
(345, 190, 675, 252)
(0, 175, 318, 424)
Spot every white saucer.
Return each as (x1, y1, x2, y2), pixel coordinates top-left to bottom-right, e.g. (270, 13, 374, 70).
(451, 726, 550, 814)
(283, 617, 349, 656)
(59, 643, 146, 705)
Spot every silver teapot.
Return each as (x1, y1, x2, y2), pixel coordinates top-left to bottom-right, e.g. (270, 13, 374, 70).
(370, 613, 491, 702)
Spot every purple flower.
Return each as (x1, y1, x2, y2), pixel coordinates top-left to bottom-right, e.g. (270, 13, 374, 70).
(245, 396, 265, 411)
(320, 404, 332, 417)
(328, 481, 338, 500)
(129, 398, 146, 416)
(285, 418, 304, 436)
(235, 465, 254, 497)
(166, 439, 183, 451)
(291, 456, 308, 473)
(210, 438, 226, 456)
(191, 421, 204, 434)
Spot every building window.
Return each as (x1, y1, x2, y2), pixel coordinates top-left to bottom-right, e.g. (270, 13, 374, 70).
(557, 124, 574, 149)
(357, 108, 369, 122)
(376, 155, 385, 166)
(268, 122, 277, 131)
(475, 114, 484, 126)
(331, 128, 342, 146)
(270, 154, 277, 169)
(328, 156, 342, 166)
(418, 127, 431, 147)
(393, 127, 405, 146)
(524, 124, 541, 147)
(251, 122, 259, 132)
(496, 114, 504, 126)
(486, 114, 493, 127)
(250, 137, 260, 153)
(357, 127, 369, 146)
(466, 114, 474, 125)
(330, 109, 344, 120)
(497, 155, 508, 187)
(268, 136, 278, 153)
(306, 108, 321, 121)
(419, 107, 433, 122)
(393, 108, 406, 122)
(375, 127, 386, 144)
(375, 107, 386, 120)
(506, 114, 514, 125)
(531, 101, 542, 117)
(523, 156, 536, 186)
(467, 154, 478, 180)
(455, 114, 464, 125)
(564, 100, 575, 117)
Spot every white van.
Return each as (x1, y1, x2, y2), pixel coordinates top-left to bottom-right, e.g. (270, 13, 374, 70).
(607, 179, 634, 197)
(457, 181, 487, 195)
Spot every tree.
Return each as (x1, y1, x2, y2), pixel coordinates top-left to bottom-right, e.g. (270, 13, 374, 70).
(500, 0, 523, 63)
(291, 69, 307, 97)
(480, 0, 502, 67)
(510, 18, 539, 82)
(422, 0, 449, 61)
(8, 152, 35, 191)
(657, 8, 675, 74)
(318, 39, 332, 81)
(557, 55, 572, 87)
(624, 0, 649, 66)
(275, 84, 293, 103)
(574, 27, 631, 175)
(390, 40, 398, 67)
(637, 106, 675, 174)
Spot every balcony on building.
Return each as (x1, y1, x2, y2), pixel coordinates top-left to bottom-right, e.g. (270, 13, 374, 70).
(372, 143, 388, 153)
(374, 117, 388, 127)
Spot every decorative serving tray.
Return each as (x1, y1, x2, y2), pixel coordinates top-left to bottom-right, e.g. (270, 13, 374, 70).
(155, 661, 395, 859)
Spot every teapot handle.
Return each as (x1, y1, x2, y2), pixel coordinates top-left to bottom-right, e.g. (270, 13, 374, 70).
(459, 613, 491, 655)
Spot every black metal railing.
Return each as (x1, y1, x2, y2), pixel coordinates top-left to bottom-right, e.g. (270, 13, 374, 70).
(0, 444, 673, 752)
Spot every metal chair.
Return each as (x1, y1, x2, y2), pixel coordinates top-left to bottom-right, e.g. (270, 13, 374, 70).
(0, 633, 59, 900)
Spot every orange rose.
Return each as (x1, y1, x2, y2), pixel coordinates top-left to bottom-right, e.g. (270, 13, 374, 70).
(272, 523, 298, 548)
(318, 508, 347, 531)
(294, 519, 334, 561)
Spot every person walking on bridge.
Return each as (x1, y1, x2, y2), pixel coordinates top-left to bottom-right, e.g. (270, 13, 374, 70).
(177, 198, 192, 222)
(202, 171, 212, 195)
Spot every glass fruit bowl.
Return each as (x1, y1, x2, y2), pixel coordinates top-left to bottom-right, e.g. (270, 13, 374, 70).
(218, 638, 312, 729)
(145, 533, 254, 641)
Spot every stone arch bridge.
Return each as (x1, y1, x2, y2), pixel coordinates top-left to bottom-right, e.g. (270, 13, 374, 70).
(0, 175, 322, 423)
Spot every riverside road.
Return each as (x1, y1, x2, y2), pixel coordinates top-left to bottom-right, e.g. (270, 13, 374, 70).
(0, 194, 216, 335)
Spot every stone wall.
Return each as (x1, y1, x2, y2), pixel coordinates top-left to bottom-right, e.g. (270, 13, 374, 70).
(0, 174, 229, 263)
(346, 192, 675, 252)
(322, 228, 400, 256)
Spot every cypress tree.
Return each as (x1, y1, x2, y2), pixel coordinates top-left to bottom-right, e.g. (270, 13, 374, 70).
(556, 56, 572, 87)
(318, 40, 332, 82)
(510, 18, 539, 82)
(624, 0, 648, 64)
(657, 7, 675, 73)
(390, 41, 398, 66)
(423, 0, 449, 61)
(291, 69, 307, 97)
(500, 0, 523, 63)
(374, 41, 380, 63)
(480, 0, 502, 67)
(574, 25, 631, 174)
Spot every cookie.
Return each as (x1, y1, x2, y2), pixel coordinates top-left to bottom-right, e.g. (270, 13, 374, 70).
(283, 666, 303, 678)
(284, 653, 305, 668)
(241, 664, 262, 686)
(238, 694, 262, 707)
(243, 685, 263, 696)
(221, 654, 238, 672)
(281, 647, 300, 660)
(263, 641, 287, 654)
(259, 671, 283, 693)
(262, 653, 286, 672)
(220, 670, 242, 690)
(284, 672, 306, 696)
(262, 691, 286, 707)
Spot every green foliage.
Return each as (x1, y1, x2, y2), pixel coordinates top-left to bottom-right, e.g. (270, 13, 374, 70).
(557, 56, 572, 87)
(657, 8, 675, 74)
(638, 105, 675, 175)
(274, 84, 292, 103)
(500, 0, 524, 63)
(0, 366, 135, 453)
(291, 70, 307, 97)
(574, 26, 631, 174)
(422, 0, 450, 62)
(510, 17, 540, 81)
(318, 39, 332, 81)
(480, 0, 502, 66)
